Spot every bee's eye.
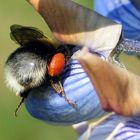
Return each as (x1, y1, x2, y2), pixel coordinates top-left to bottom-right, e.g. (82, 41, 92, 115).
(19, 78, 32, 87)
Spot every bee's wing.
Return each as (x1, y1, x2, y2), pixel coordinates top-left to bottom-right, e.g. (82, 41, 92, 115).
(10, 24, 46, 45)
(33, 0, 122, 58)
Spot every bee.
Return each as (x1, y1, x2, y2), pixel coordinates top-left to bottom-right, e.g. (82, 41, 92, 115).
(5, 24, 76, 116)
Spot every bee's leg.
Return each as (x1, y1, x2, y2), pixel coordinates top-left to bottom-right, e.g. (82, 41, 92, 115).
(15, 90, 29, 117)
(109, 46, 126, 69)
(50, 79, 76, 108)
(109, 54, 126, 69)
(15, 97, 25, 117)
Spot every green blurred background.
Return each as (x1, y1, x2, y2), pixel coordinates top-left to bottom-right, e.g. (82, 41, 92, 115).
(0, 0, 139, 140)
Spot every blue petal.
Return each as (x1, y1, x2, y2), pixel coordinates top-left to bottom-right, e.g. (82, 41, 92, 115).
(25, 59, 106, 125)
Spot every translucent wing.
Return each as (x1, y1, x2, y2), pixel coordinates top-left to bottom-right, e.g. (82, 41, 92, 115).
(10, 24, 46, 45)
(31, 0, 122, 58)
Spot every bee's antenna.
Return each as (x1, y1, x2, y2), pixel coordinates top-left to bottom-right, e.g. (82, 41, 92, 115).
(15, 97, 25, 117)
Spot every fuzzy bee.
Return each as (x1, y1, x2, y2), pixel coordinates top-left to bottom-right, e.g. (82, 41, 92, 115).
(5, 24, 76, 116)
(6, 0, 130, 123)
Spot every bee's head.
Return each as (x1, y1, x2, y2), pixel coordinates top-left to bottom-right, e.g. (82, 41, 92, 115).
(5, 40, 56, 95)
